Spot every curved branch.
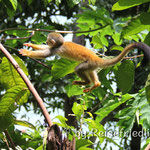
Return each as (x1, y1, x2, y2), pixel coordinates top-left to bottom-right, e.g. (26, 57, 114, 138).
(0, 31, 35, 41)
(0, 44, 53, 127)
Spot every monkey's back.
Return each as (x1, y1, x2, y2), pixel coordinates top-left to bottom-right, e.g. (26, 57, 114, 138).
(57, 42, 102, 63)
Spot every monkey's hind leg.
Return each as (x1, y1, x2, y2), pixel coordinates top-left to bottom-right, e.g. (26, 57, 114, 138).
(73, 62, 91, 86)
(83, 71, 101, 93)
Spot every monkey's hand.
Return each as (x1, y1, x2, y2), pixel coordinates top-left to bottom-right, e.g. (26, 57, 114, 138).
(23, 43, 34, 48)
(19, 49, 30, 56)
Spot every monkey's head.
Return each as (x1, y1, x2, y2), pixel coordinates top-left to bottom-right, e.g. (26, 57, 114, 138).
(47, 32, 64, 48)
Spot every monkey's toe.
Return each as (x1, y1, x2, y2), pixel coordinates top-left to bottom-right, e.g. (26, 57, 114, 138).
(83, 88, 91, 93)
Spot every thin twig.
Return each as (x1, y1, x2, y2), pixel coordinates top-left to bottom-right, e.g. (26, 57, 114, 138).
(124, 54, 144, 59)
(0, 25, 108, 34)
(4, 130, 16, 150)
(0, 44, 53, 127)
(0, 31, 35, 41)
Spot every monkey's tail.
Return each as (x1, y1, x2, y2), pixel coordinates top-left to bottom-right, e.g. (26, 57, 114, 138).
(101, 42, 150, 68)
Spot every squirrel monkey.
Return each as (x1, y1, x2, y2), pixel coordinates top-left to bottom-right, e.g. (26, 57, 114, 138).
(19, 32, 150, 92)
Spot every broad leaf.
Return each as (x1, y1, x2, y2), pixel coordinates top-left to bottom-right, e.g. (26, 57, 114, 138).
(72, 102, 87, 120)
(0, 85, 29, 131)
(145, 73, 150, 103)
(112, 0, 150, 11)
(14, 120, 36, 129)
(0, 113, 14, 132)
(122, 13, 150, 38)
(116, 60, 135, 94)
(51, 58, 78, 79)
(65, 84, 83, 97)
(95, 94, 133, 122)
(144, 32, 150, 46)
(76, 139, 93, 150)
(9, 0, 17, 10)
(0, 55, 28, 89)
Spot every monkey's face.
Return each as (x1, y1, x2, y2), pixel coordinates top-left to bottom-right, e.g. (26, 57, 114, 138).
(47, 32, 64, 48)
(46, 38, 55, 47)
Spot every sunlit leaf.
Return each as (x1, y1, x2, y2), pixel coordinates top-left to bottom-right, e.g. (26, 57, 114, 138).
(51, 58, 78, 79)
(122, 13, 150, 38)
(76, 139, 93, 150)
(0, 55, 28, 89)
(65, 84, 83, 97)
(112, 0, 150, 11)
(9, 0, 18, 10)
(14, 120, 36, 129)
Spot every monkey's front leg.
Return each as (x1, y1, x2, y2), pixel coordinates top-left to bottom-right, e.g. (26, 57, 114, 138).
(24, 43, 49, 50)
(19, 49, 51, 59)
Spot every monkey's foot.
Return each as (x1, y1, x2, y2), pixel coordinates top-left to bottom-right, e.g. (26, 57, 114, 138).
(19, 49, 30, 56)
(72, 80, 90, 85)
(83, 82, 101, 93)
(83, 88, 92, 93)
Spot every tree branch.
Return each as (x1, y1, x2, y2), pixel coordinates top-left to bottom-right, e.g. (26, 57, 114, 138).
(4, 130, 16, 150)
(0, 31, 35, 41)
(0, 25, 108, 34)
(0, 44, 53, 127)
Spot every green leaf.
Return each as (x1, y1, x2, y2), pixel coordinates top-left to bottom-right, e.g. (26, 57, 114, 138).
(14, 120, 36, 129)
(104, 136, 123, 150)
(54, 115, 68, 128)
(116, 60, 135, 94)
(95, 94, 133, 122)
(0, 55, 28, 89)
(84, 118, 105, 143)
(7, 8, 15, 18)
(72, 102, 86, 120)
(91, 34, 103, 49)
(116, 107, 136, 132)
(145, 73, 150, 103)
(122, 13, 150, 38)
(112, 0, 150, 11)
(9, 0, 18, 10)
(76, 139, 93, 150)
(0, 85, 29, 131)
(0, 113, 14, 132)
(112, 32, 122, 45)
(67, 0, 81, 8)
(144, 32, 150, 46)
(65, 84, 83, 97)
(140, 104, 150, 129)
(88, 0, 96, 5)
(110, 45, 124, 51)
(51, 58, 78, 79)
(31, 32, 47, 44)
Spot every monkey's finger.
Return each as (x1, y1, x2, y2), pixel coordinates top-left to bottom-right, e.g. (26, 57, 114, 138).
(23, 43, 33, 47)
(19, 49, 28, 56)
